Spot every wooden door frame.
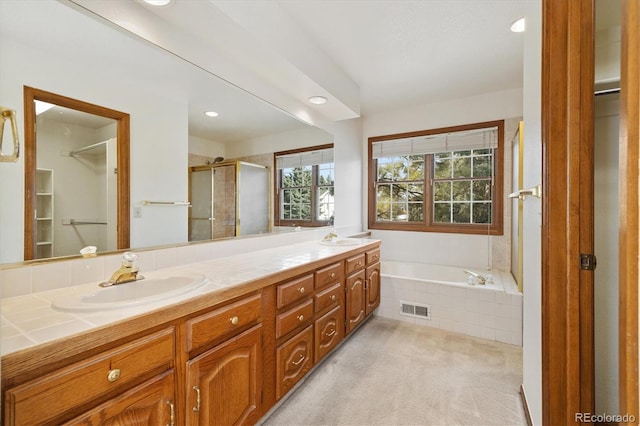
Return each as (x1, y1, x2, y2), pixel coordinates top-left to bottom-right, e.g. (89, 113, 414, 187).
(619, 0, 640, 421)
(541, 1, 595, 424)
(542, 0, 640, 424)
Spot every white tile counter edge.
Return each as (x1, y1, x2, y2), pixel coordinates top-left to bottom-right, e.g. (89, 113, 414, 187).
(1, 238, 375, 356)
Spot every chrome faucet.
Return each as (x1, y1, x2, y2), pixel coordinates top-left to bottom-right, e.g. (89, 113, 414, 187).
(463, 270, 487, 285)
(99, 252, 144, 287)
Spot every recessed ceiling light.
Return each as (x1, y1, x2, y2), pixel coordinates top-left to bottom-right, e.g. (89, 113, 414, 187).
(308, 96, 328, 105)
(143, 0, 172, 6)
(510, 17, 526, 33)
(204, 111, 219, 117)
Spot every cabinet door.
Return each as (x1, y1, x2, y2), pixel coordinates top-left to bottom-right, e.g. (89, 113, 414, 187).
(276, 326, 313, 400)
(345, 270, 366, 334)
(314, 305, 344, 362)
(64, 371, 175, 426)
(186, 325, 262, 426)
(365, 263, 380, 316)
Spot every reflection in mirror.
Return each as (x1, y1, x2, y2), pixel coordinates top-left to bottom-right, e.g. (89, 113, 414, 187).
(24, 86, 130, 260)
(1, 0, 333, 266)
(274, 145, 335, 228)
(189, 161, 271, 241)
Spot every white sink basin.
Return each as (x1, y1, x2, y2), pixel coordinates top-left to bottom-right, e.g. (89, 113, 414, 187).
(320, 238, 364, 246)
(52, 274, 208, 312)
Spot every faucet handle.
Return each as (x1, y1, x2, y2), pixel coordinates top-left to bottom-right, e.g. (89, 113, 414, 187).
(122, 251, 138, 267)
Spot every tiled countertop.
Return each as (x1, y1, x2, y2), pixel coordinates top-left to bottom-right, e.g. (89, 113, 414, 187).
(1, 239, 378, 357)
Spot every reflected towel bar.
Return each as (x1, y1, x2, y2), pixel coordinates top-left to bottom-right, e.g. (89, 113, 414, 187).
(142, 200, 191, 206)
(0, 106, 20, 162)
(66, 219, 108, 225)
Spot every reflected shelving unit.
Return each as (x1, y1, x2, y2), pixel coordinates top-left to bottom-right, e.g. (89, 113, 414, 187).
(35, 168, 54, 259)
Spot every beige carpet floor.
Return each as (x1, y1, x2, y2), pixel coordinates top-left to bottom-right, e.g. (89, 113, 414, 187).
(261, 316, 526, 426)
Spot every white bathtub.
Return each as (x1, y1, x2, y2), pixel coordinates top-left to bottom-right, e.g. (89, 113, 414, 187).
(381, 260, 506, 292)
(378, 260, 523, 345)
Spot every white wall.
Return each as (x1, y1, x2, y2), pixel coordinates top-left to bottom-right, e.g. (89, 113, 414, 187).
(594, 94, 620, 415)
(0, 14, 189, 263)
(189, 135, 226, 159)
(363, 88, 523, 270)
(226, 121, 363, 230)
(521, 1, 542, 424)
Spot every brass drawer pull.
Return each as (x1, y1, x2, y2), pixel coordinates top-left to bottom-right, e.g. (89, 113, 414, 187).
(326, 329, 336, 337)
(298, 286, 305, 294)
(297, 314, 304, 322)
(107, 368, 121, 382)
(230, 316, 239, 325)
(330, 272, 335, 279)
(192, 386, 201, 412)
(357, 261, 363, 267)
(330, 294, 337, 301)
(291, 355, 305, 366)
(167, 400, 175, 426)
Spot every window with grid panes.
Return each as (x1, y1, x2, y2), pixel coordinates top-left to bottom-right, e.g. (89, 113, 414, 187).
(368, 121, 503, 235)
(276, 145, 334, 227)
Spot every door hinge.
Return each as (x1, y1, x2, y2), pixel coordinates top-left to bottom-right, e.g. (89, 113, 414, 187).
(580, 254, 597, 271)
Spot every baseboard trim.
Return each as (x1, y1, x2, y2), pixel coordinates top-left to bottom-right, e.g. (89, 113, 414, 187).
(520, 384, 533, 426)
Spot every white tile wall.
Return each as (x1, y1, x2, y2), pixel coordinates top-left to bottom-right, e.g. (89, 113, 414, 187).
(0, 225, 363, 299)
(378, 272, 523, 346)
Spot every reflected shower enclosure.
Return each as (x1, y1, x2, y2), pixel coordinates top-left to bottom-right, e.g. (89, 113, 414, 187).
(189, 161, 271, 241)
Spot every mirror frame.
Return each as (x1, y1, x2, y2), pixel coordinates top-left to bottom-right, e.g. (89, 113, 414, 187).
(23, 86, 130, 260)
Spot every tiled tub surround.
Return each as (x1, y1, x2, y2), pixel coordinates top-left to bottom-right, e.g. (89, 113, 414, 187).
(0, 226, 364, 357)
(377, 260, 523, 346)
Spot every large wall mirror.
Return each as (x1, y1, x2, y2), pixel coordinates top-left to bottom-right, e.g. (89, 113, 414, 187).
(0, 0, 333, 265)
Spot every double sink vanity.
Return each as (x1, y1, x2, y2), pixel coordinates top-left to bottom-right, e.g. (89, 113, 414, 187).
(1, 238, 381, 425)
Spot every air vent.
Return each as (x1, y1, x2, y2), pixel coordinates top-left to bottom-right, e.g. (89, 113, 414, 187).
(400, 301, 431, 319)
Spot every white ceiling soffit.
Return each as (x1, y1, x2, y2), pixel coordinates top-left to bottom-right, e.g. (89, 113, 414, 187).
(67, 0, 359, 124)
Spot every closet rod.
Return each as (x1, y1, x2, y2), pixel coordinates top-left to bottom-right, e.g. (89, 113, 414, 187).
(594, 87, 620, 97)
(69, 140, 108, 156)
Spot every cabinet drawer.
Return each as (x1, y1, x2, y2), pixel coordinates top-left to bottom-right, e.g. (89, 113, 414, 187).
(5, 328, 174, 426)
(315, 261, 343, 290)
(345, 253, 366, 275)
(366, 248, 380, 265)
(276, 299, 313, 339)
(277, 274, 313, 309)
(314, 305, 344, 362)
(314, 281, 342, 313)
(276, 326, 313, 400)
(186, 293, 262, 352)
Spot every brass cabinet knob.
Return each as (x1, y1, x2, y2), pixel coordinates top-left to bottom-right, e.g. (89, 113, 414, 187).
(330, 294, 337, 301)
(330, 272, 335, 279)
(298, 286, 305, 294)
(107, 368, 121, 382)
(297, 314, 304, 322)
(230, 316, 239, 325)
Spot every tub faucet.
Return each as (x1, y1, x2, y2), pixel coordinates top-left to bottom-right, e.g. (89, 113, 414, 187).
(99, 252, 144, 287)
(464, 270, 487, 285)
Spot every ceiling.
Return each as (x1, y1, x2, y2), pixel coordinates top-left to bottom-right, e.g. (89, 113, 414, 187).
(3, 0, 622, 143)
(275, 0, 528, 115)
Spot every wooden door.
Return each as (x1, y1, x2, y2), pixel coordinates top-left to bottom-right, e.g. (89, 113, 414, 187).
(64, 371, 175, 426)
(541, 0, 595, 423)
(186, 325, 262, 426)
(619, 0, 640, 421)
(345, 270, 365, 334)
(365, 263, 380, 316)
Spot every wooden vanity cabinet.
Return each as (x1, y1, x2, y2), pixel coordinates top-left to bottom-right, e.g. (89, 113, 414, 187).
(4, 328, 175, 426)
(365, 248, 381, 316)
(275, 325, 314, 400)
(184, 292, 263, 426)
(2, 241, 381, 426)
(185, 325, 262, 426)
(63, 370, 176, 426)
